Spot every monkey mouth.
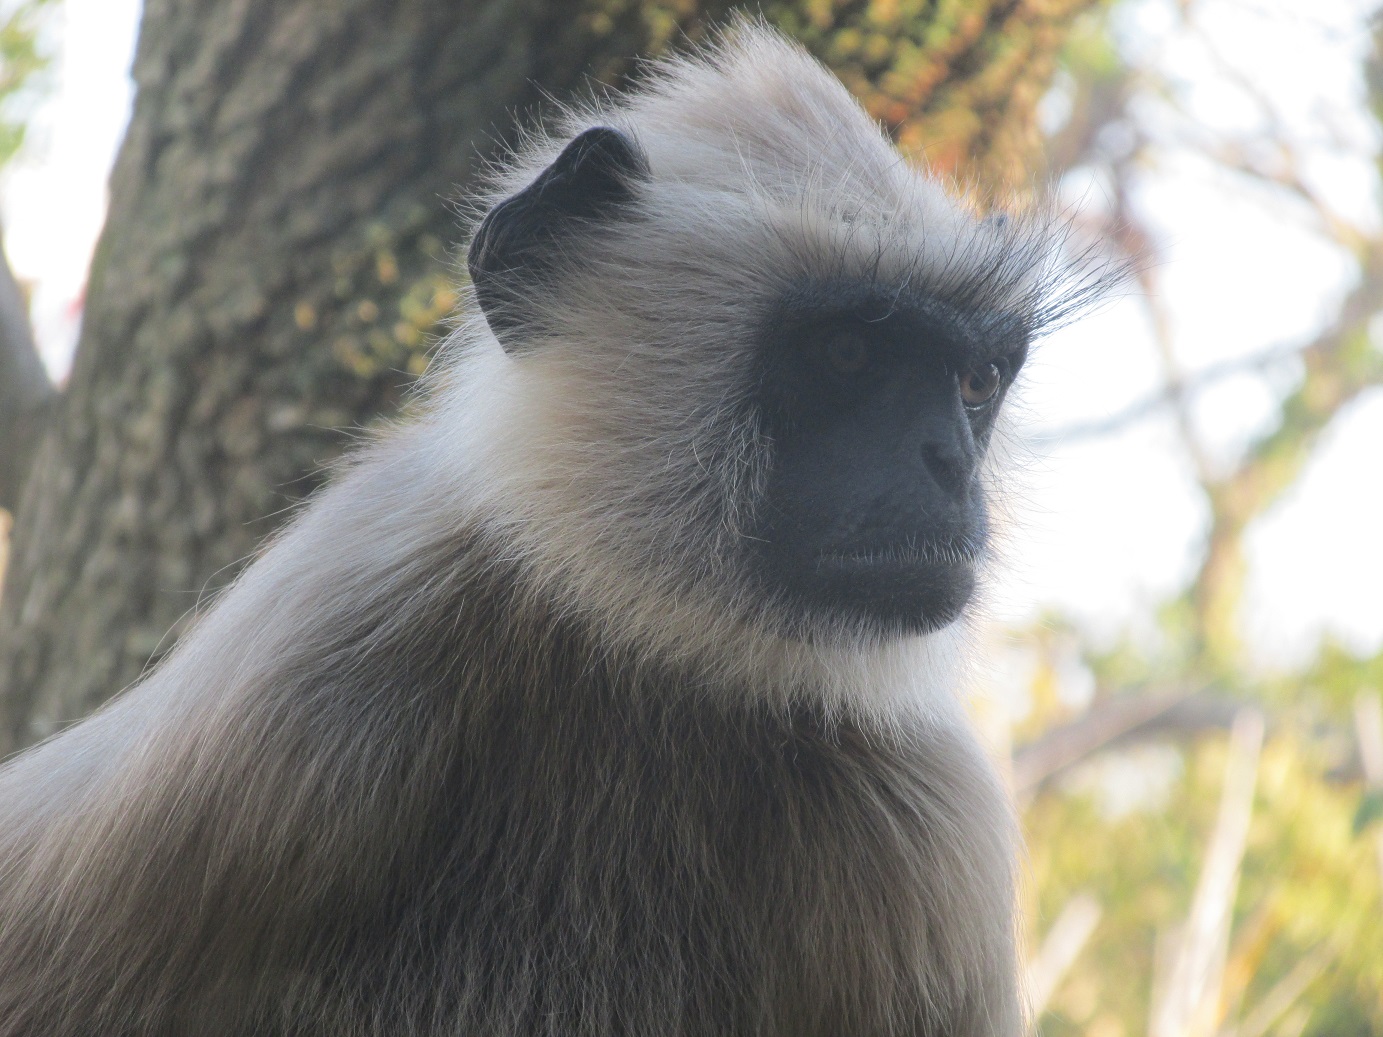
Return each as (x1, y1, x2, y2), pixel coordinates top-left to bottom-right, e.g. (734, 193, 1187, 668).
(750, 529, 983, 634)
(814, 537, 981, 572)
(751, 541, 979, 635)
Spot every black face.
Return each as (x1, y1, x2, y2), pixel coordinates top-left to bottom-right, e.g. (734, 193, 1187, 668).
(750, 282, 1028, 635)
(467, 128, 1032, 636)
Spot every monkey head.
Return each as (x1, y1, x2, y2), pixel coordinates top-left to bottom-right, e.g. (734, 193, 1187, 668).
(458, 28, 1101, 692)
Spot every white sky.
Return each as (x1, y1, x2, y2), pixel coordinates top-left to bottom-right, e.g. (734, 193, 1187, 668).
(1, 0, 1380, 669)
(2, 0, 138, 366)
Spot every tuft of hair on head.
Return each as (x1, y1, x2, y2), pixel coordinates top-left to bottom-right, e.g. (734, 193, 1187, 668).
(459, 20, 1122, 363)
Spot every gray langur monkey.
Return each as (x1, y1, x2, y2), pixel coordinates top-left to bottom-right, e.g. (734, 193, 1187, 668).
(0, 25, 1107, 1037)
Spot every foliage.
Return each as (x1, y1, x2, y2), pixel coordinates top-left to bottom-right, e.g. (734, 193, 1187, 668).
(765, 0, 1112, 195)
(1012, 4, 1383, 1036)
(0, 0, 56, 169)
(1023, 652, 1383, 1037)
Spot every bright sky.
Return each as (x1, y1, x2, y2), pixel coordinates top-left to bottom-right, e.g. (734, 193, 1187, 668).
(1, 0, 1380, 668)
(2, 0, 138, 367)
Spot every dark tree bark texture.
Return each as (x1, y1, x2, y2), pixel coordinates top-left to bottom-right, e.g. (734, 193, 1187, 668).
(0, 234, 53, 516)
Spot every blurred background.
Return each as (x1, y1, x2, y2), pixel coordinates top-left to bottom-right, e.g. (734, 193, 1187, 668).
(0, 0, 1379, 1033)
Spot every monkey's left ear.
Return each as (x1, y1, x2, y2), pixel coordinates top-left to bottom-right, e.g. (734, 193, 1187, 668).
(468, 126, 651, 353)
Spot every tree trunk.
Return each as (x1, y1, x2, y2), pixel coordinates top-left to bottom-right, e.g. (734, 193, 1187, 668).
(0, 0, 1100, 752)
(0, 232, 53, 516)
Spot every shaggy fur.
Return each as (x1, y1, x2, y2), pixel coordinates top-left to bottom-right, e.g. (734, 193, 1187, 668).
(0, 26, 1100, 1036)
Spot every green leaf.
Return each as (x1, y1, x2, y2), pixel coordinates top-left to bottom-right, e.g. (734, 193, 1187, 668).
(1352, 789, 1383, 835)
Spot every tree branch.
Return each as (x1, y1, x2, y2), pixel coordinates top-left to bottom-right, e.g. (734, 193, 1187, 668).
(1027, 893, 1102, 1016)
(1149, 710, 1263, 1037)
(1041, 341, 1309, 442)
(1012, 690, 1241, 796)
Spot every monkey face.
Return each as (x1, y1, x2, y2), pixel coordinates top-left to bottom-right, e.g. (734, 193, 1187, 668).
(749, 283, 1026, 635)
(466, 123, 1096, 658)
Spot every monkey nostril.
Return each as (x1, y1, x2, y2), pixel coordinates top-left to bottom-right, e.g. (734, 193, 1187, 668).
(919, 440, 974, 498)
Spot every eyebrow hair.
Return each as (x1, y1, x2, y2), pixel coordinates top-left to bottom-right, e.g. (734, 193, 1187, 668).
(768, 280, 1031, 363)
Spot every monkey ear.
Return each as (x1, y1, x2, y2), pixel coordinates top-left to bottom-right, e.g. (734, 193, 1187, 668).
(468, 126, 651, 352)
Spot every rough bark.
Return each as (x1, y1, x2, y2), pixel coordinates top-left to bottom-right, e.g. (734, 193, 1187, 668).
(0, 0, 1102, 752)
(0, 233, 53, 515)
(0, 0, 737, 751)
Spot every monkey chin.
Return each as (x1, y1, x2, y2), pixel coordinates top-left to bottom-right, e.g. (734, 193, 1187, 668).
(765, 551, 979, 639)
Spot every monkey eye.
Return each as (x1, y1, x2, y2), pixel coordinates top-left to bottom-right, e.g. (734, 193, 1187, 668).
(959, 362, 1003, 407)
(822, 332, 871, 376)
